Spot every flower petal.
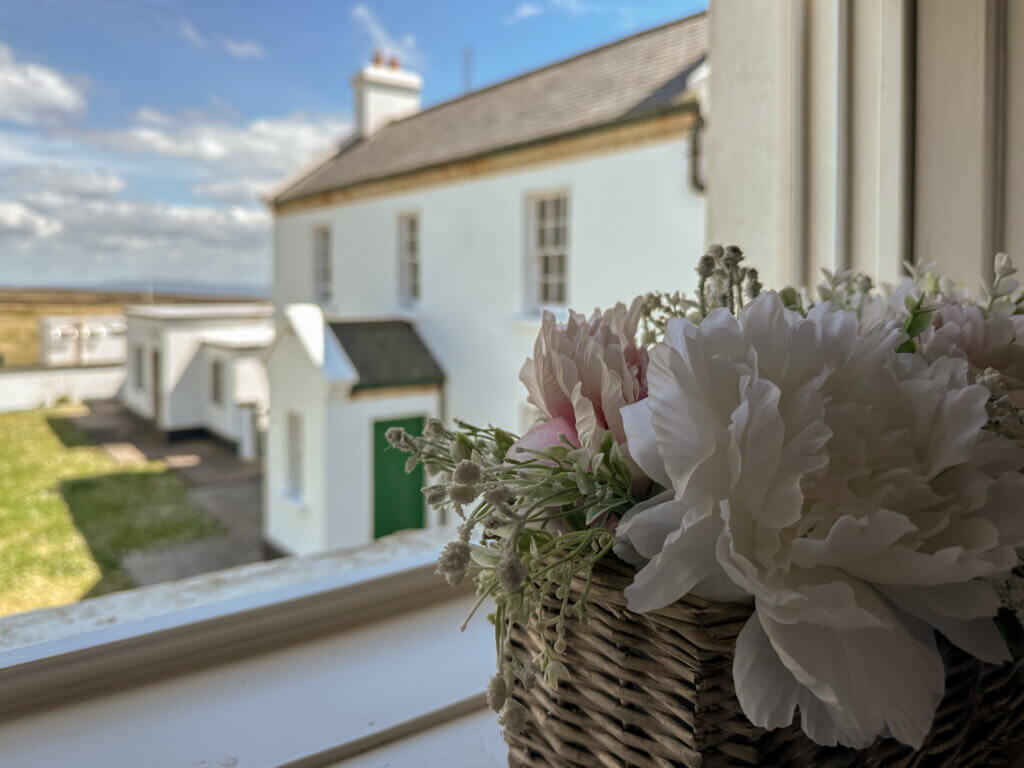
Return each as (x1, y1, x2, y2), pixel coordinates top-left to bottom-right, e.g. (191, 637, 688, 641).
(623, 511, 723, 613)
(884, 582, 1010, 663)
(620, 399, 671, 488)
(758, 609, 945, 749)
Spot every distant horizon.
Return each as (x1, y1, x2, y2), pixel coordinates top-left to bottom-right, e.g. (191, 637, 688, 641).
(0, 278, 269, 298)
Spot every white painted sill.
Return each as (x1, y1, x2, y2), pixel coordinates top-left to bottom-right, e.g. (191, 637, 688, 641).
(0, 526, 502, 767)
(0, 526, 465, 713)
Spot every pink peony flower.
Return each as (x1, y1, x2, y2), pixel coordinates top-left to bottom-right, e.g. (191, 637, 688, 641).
(919, 303, 1024, 403)
(519, 298, 648, 456)
(508, 416, 579, 462)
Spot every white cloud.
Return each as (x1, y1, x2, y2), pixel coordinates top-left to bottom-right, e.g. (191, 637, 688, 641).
(91, 111, 350, 180)
(178, 18, 206, 47)
(0, 167, 270, 289)
(506, 3, 544, 23)
(132, 107, 171, 125)
(550, 0, 594, 14)
(350, 4, 421, 68)
(0, 201, 62, 239)
(6, 166, 124, 200)
(222, 39, 265, 60)
(193, 177, 274, 204)
(0, 43, 86, 126)
(0, 104, 350, 288)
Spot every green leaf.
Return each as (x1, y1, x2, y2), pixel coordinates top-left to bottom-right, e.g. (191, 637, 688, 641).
(452, 433, 474, 462)
(905, 309, 937, 337)
(895, 339, 917, 354)
(492, 428, 516, 458)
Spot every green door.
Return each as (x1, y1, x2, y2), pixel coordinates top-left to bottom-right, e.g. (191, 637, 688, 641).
(373, 416, 426, 539)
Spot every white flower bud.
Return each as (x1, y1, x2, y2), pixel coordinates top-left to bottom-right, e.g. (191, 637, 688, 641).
(448, 483, 478, 505)
(423, 485, 448, 506)
(498, 552, 528, 593)
(436, 540, 471, 586)
(487, 674, 507, 712)
(385, 427, 409, 449)
(995, 252, 1016, 279)
(483, 486, 512, 506)
(499, 699, 526, 734)
(453, 459, 482, 485)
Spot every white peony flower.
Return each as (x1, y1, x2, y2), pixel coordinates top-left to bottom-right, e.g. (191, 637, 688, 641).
(617, 292, 1024, 749)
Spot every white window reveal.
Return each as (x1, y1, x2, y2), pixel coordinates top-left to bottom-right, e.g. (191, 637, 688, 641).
(134, 345, 145, 390)
(313, 225, 333, 305)
(286, 410, 304, 498)
(533, 194, 569, 307)
(399, 213, 420, 306)
(210, 359, 224, 405)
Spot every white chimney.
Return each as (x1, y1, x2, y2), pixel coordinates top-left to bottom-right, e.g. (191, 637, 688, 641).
(351, 52, 423, 137)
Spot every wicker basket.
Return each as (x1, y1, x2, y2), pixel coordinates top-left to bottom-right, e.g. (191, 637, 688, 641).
(505, 557, 1024, 767)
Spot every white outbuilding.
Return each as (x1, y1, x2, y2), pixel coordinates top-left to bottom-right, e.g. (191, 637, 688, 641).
(122, 304, 273, 458)
(265, 14, 708, 555)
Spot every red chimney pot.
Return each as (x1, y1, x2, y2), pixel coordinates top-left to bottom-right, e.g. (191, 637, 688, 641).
(389, 56, 400, 69)
(372, 50, 384, 65)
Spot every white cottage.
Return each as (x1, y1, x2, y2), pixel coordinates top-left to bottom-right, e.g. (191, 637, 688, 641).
(122, 304, 273, 458)
(265, 14, 708, 556)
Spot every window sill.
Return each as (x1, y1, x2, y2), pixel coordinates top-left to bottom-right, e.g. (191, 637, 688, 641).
(0, 526, 500, 765)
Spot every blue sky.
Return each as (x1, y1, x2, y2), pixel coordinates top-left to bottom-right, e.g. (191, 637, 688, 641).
(0, 0, 705, 293)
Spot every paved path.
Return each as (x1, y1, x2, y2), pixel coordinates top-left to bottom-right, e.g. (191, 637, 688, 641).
(67, 400, 266, 586)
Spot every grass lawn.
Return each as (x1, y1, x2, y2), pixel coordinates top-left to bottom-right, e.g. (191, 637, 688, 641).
(0, 407, 222, 616)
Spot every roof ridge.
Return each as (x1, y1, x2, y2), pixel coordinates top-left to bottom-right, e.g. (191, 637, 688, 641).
(380, 11, 706, 130)
(271, 12, 706, 203)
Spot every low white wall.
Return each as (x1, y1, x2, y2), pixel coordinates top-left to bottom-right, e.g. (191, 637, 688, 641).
(0, 365, 125, 413)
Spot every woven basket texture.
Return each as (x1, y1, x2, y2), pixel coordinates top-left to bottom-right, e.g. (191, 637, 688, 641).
(505, 558, 1024, 767)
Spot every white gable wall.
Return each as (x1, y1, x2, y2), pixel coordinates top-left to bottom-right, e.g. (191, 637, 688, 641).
(274, 136, 703, 434)
(122, 315, 160, 421)
(196, 346, 268, 449)
(265, 327, 330, 555)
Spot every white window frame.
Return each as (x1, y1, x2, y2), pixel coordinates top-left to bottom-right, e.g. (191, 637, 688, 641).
(398, 212, 420, 307)
(313, 225, 333, 306)
(210, 359, 224, 405)
(527, 192, 570, 310)
(286, 410, 304, 499)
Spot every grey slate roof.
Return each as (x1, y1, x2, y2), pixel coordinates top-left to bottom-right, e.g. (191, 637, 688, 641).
(329, 321, 445, 391)
(273, 14, 706, 205)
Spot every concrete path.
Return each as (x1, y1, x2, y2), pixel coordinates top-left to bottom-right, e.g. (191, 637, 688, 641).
(66, 400, 267, 587)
